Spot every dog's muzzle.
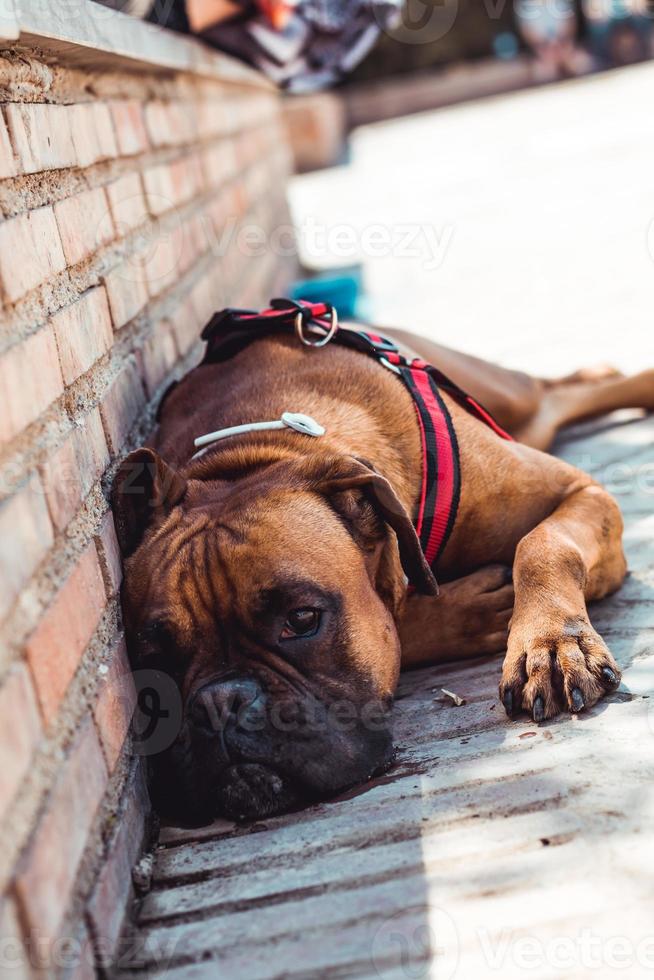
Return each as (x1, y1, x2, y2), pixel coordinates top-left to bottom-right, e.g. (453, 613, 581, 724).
(154, 672, 395, 824)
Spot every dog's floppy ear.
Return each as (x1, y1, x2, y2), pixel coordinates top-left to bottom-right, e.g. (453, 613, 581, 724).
(313, 456, 438, 597)
(111, 448, 187, 558)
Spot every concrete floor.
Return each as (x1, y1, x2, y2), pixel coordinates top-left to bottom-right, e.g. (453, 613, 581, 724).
(120, 65, 654, 979)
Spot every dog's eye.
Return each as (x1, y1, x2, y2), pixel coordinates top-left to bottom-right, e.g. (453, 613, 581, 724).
(280, 608, 321, 640)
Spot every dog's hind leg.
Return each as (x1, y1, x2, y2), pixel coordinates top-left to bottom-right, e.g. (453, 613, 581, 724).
(514, 369, 654, 450)
(386, 328, 653, 452)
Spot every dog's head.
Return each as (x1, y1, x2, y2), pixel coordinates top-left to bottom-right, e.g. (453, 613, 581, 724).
(113, 445, 436, 822)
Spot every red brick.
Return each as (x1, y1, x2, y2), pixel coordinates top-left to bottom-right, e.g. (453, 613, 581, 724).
(210, 191, 243, 264)
(196, 99, 231, 139)
(15, 716, 107, 944)
(94, 637, 135, 771)
(171, 155, 204, 202)
(69, 103, 117, 168)
(168, 224, 190, 277)
(0, 475, 54, 623)
(236, 128, 259, 169)
(204, 192, 227, 239)
(142, 100, 169, 147)
(0, 326, 64, 445)
(0, 109, 17, 178)
(105, 173, 148, 235)
(100, 360, 147, 454)
(142, 157, 203, 216)
(144, 100, 197, 147)
(244, 160, 267, 201)
(190, 270, 222, 327)
(172, 216, 205, 275)
(72, 408, 110, 497)
(95, 510, 122, 596)
(40, 435, 82, 533)
(169, 294, 203, 356)
(68, 104, 101, 169)
(221, 98, 240, 135)
(51, 287, 113, 385)
(54, 188, 114, 266)
(142, 163, 175, 216)
(0, 897, 33, 978)
(110, 101, 149, 156)
(5, 104, 76, 174)
(141, 225, 183, 298)
(169, 101, 199, 142)
(138, 321, 177, 397)
(26, 542, 107, 725)
(103, 260, 148, 330)
(202, 142, 238, 188)
(0, 206, 66, 304)
(93, 103, 119, 161)
(188, 212, 211, 261)
(87, 762, 148, 966)
(230, 179, 249, 218)
(0, 663, 42, 823)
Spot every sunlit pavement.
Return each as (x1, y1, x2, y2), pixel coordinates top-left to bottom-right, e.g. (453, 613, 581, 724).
(120, 66, 654, 979)
(289, 61, 654, 376)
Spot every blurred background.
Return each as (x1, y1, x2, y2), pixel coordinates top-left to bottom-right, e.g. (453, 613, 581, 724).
(354, 0, 653, 81)
(116, 0, 654, 86)
(121, 0, 654, 376)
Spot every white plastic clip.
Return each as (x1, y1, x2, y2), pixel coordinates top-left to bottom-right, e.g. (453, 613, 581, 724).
(192, 411, 326, 457)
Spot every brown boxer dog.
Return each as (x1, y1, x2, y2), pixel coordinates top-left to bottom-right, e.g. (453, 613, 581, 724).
(113, 326, 654, 822)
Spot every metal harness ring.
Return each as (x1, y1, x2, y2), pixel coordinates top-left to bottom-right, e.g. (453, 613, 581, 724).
(294, 307, 338, 348)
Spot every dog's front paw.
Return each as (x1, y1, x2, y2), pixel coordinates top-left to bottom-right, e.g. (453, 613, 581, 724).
(499, 613, 621, 722)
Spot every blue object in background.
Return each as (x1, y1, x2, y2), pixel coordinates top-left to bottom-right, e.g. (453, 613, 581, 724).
(493, 31, 520, 60)
(289, 269, 363, 320)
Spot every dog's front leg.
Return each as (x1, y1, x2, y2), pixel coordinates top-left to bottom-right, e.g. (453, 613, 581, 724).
(399, 564, 515, 666)
(500, 481, 627, 722)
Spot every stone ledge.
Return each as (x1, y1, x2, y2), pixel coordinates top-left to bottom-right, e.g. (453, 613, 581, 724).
(0, 0, 271, 89)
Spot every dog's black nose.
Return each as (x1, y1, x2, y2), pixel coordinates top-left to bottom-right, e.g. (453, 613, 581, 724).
(188, 676, 265, 735)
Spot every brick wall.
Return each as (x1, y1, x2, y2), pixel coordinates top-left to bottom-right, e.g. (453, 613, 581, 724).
(0, 43, 294, 976)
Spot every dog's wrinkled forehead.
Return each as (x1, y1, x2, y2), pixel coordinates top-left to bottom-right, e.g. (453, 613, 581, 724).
(125, 488, 364, 637)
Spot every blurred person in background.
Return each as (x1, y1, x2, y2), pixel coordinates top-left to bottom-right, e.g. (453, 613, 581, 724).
(139, 0, 402, 90)
(515, 0, 590, 78)
(581, 0, 652, 67)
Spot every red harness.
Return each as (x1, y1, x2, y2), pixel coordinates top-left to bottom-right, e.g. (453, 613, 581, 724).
(199, 298, 513, 581)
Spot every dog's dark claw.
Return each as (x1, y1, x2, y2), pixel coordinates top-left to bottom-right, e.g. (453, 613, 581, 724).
(533, 696, 544, 723)
(602, 667, 618, 687)
(570, 688, 585, 712)
(502, 689, 514, 716)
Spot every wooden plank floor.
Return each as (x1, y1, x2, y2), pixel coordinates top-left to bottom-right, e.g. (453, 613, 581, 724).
(118, 67, 654, 979)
